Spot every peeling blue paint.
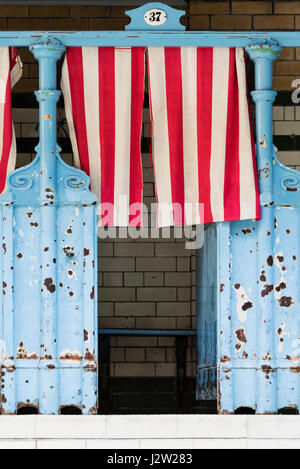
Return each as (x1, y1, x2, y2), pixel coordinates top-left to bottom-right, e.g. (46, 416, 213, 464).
(0, 40, 97, 415)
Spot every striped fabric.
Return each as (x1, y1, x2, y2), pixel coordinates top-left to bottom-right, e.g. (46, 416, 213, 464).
(61, 47, 145, 227)
(148, 47, 260, 227)
(0, 47, 22, 194)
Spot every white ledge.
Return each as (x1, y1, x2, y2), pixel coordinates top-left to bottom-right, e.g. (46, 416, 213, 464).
(0, 415, 300, 443)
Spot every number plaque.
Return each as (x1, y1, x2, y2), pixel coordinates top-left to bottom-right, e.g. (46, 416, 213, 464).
(144, 9, 167, 26)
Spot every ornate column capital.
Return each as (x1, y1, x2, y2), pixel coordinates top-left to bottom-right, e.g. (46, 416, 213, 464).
(246, 40, 282, 62)
(29, 36, 65, 62)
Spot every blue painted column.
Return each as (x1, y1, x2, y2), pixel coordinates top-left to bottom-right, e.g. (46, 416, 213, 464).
(30, 40, 65, 414)
(246, 42, 281, 204)
(246, 42, 281, 413)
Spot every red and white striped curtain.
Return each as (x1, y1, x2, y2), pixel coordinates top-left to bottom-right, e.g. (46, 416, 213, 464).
(148, 47, 260, 227)
(61, 47, 145, 227)
(0, 47, 22, 194)
(62, 46, 260, 227)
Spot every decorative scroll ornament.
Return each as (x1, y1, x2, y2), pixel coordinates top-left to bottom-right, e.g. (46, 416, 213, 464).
(281, 175, 300, 192)
(9, 173, 34, 191)
(64, 174, 89, 192)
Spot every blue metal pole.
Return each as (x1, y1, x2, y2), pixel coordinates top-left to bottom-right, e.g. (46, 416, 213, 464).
(98, 329, 197, 336)
(246, 42, 281, 414)
(30, 40, 65, 415)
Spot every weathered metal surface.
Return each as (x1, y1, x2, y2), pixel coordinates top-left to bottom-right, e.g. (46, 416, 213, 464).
(218, 159, 300, 414)
(0, 38, 98, 415)
(217, 41, 300, 414)
(196, 224, 217, 401)
(0, 2, 300, 415)
(2, 31, 300, 48)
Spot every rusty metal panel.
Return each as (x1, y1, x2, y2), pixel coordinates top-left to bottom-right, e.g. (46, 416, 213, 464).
(196, 224, 217, 400)
(0, 148, 98, 415)
(218, 149, 300, 414)
(0, 39, 98, 415)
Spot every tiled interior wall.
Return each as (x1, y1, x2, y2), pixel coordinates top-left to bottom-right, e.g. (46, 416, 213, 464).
(274, 105, 300, 170)
(7, 1, 300, 386)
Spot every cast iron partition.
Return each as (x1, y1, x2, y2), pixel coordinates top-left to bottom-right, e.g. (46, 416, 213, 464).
(0, 2, 299, 414)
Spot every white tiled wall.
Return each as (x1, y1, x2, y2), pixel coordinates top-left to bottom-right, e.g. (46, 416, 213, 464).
(0, 415, 300, 449)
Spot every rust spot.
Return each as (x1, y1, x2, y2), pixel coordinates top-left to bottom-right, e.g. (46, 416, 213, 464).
(3, 364, 16, 373)
(84, 248, 90, 256)
(275, 282, 286, 292)
(1, 395, 7, 404)
(286, 229, 291, 234)
(278, 296, 294, 307)
(47, 365, 55, 370)
(286, 354, 300, 362)
(40, 354, 53, 360)
(84, 364, 97, 372)
(84, 330, 89, 342)
(69, 291, 74, 297)
(59, 352, 83, 361)
(290, 367, 300, 373)
(59, 282, 63, 288)
(235, 328, 247, 344)
(259, 139, 266, 147)
(26, 212, 33, 218)
(277, 255, 284, 263)
(17, 401, 39, 412)
(242, 228, 251, 235)
(287, 187, 298, 192)
(235, 343, 241, 351)
(242, 351, 248, 359)
(90, 286, 94, 300)
(84, 349, 94, 361)
(220, 355, 230, 363)
(261, 284, 274, 297)
(293, 255, 297, 260)
(30, 222, 38, 227)
(267, 255, 273, 266)
(44, 278, 56, 293)
(242, 301, 253, 311)
(43, 114, 51, 120)
(263, 353, 271, 361)
(16, 343, 38, 360)
(67, 226, 72, 234)
(44, 247, 49, 252)
(267, 231, 271, 236)
(234, 283, 240, 290)
(220, 283, 225, 293)
(17, 253, 22, 259)
(260, 273, 267, 282)
(274, 218, 277, 230)
(262, 365, 274, 374)
(2, 243, 6, 254)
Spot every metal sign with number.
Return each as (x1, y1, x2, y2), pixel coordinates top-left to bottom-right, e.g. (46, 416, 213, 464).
(144, 8, 167, 26)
